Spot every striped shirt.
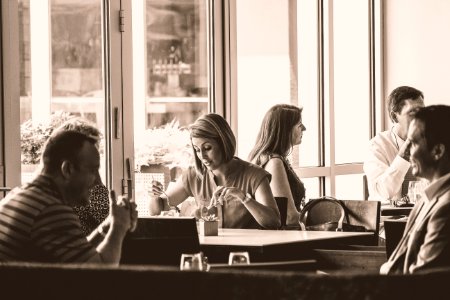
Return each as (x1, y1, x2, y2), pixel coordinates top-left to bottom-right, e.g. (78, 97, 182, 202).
(0, 175, 97, 262)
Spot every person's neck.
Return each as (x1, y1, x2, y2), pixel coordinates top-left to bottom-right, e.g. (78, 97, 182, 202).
(393, 124, 407, 140)
(212, 158, 236, 186)
(429, 163, 450, 184)
(41, 171, 69, 204)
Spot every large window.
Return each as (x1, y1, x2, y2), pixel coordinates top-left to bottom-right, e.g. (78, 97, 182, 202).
(17, 0, 106, 184)
(235, 0, 381, 200)
(2, 0, 381, 204)
(131, 0, 210, 216)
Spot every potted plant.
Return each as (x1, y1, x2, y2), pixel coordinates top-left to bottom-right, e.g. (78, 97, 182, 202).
(198, 214, 219, 236)
(134, 119, 193, 173)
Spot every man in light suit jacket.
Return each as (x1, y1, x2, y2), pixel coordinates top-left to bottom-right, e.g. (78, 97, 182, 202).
(380, 105, 450, 274)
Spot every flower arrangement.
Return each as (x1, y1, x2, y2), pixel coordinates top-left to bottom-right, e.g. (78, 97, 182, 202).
(20, 111, 75, 165)
(201, 214, 218, 222)
(198, 210, 219, 236)
(134, 119, 193, 171)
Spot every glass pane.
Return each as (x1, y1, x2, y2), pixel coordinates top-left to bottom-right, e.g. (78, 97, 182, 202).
(132, 0, 209, 216)
(335, 174, 365, 200)
(333, 0, 370, 164)
(302, 177, 321, 202)
(297, 0, 319, 167)
(19, 0, 105, 184)
(235, 0, 292, 160)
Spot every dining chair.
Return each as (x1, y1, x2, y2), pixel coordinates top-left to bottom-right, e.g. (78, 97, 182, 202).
(363, 175, 369, 200)
(121, 217, 200, 266)
(384, 217, 407, 258)
(302, 198, 381, 245)
(274, 196, 287, 228)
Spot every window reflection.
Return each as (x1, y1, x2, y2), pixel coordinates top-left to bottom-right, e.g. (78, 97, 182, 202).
(145, 0, 208, 128)
(18, 0, 105, 184)
(133, 0, 209, 216)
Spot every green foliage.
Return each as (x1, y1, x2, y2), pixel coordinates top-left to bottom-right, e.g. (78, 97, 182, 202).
(134, 119, 193, 170)
(20, 111, 75, 165)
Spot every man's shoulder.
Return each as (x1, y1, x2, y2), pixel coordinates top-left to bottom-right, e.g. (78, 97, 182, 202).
(2, 180, 64, 210)
(369, 130, 392, 145)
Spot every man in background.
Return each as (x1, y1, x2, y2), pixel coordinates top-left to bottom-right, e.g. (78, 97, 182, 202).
(0, 125, 137, 264)
(364, 86, 424, 202)
(381, 105, 450, 274)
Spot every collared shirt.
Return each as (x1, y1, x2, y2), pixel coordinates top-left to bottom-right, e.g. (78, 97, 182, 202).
(364, 126, 410, 202)
(423, 172, 450, 201)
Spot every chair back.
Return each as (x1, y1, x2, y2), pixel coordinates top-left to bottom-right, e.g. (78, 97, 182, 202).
(274, 197, 288, 228)
(302, 198, 381, 245)
(121, 217, 200, 266)
(384, 218, 407, 258)
(363, 175, 369, 200)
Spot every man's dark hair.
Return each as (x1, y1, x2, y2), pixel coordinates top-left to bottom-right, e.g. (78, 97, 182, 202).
(42, 129, 97, 174)
(388, 86, 424, 122)
(414, 105, 450, 156)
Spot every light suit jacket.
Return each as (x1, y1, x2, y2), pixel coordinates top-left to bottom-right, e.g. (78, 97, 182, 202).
(381, 176, 450, 274)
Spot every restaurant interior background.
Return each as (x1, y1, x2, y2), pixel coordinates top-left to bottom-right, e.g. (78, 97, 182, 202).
(1, 0, 450, 215)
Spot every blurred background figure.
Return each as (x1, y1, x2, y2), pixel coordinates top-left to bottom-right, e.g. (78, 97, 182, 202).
(364, 86, 424, 202)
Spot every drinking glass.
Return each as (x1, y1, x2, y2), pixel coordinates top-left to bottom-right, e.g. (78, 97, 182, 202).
(408, 181, 424, 204)
(228, 251, 250, 265)
(180, 253, 209, 271)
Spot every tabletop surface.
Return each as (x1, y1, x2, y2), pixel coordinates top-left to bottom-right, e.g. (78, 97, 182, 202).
(199, 228, 372, 247)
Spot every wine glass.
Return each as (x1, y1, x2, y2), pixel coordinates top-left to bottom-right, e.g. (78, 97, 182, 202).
(408, 181, 424, 204)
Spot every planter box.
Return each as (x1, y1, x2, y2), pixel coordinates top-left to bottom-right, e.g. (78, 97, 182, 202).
(199, 220, 218, 236)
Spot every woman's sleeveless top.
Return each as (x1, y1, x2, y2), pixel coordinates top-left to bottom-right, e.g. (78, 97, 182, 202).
(262, 154, 306, 211)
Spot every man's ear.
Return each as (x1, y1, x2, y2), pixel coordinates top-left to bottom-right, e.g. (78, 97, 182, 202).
(60, 160, 73, 179)
(390, 111, 398, 123)
(432, 144, 446, 161)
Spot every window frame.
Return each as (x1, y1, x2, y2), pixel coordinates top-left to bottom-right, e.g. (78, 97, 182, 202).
(227, 0, 383, 199)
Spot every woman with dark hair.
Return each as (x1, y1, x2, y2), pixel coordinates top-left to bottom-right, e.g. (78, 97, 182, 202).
(149, 113, 280, 229)
(248, 104, 306, 226)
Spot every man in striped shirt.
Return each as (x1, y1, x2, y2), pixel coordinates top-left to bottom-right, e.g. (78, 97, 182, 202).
(0, 129, 137, 264)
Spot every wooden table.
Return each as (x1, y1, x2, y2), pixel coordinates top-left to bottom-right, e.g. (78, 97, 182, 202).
(199, 228, 373, 263)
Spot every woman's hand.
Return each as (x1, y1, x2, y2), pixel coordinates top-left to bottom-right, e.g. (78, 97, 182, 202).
(149, 180, 164, 198)
(209, 186, 246, 208)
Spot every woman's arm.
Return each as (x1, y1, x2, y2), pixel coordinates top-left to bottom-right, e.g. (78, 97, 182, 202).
(213, 178, 280, 229)
(264, 157, 300, 226)
(246, 178, 281, 229)
(149, 177, 189, 215)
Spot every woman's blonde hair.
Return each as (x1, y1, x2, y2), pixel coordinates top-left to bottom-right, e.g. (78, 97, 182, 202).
(189, 113, 236, 175)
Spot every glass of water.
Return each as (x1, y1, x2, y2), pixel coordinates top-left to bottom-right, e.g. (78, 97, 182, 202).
(408, 181, 424, 204)
(180, 252, 209, 271)
(228, 251, 250, 265)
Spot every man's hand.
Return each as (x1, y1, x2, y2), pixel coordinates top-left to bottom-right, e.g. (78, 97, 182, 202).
(399, 139, 412, 161)
(109, 190, 132, 235)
